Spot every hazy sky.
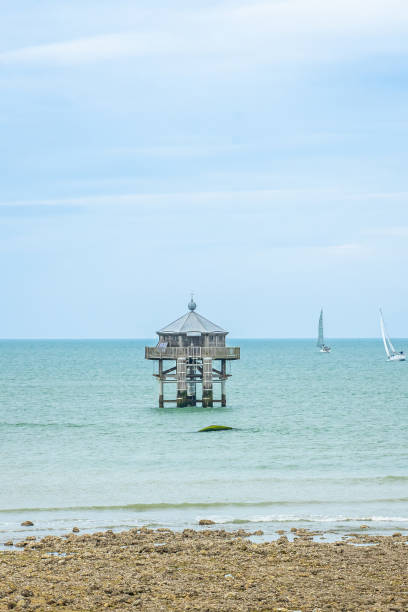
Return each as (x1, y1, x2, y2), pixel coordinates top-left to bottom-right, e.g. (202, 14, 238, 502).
(1, 0, 408, 338)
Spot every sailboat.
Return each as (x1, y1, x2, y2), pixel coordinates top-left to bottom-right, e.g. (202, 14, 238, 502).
(317, 309, 331, 353)
(379, 309, 405, 361)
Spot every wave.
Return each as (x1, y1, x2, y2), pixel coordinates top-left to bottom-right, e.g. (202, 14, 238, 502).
(0, 422, 92, 428)
(2, 499, 408, 514)
(227, 515, 408, 524)
(0, 501, 322, 513)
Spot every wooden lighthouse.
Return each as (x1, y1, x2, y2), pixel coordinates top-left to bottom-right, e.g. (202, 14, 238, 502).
(145, 297, 240, 407)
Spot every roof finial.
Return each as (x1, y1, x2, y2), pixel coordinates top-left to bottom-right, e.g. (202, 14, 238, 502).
(188, 292, 196, 311)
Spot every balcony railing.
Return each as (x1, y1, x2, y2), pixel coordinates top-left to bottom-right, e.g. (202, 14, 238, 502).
(145, 346, 240, 360)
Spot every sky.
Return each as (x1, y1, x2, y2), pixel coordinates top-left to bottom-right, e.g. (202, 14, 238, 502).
(1, 0, 408, 338)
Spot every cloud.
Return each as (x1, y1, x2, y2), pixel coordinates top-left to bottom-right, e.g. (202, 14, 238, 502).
(353, 192, 408, 200)
(108, 144, 244, 158)
(323, 243, 369, 257)
(1, 186, 404, 213)
(0, 189, 297, 214)
(0, 32, 170, 66)
(364, 226, 408, 237)
(0, 188, 331, 212)
(258, 241, 369, 256)
(1, 0, 407, 67)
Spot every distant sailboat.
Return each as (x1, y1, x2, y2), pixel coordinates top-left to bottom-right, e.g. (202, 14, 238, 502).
(380, 309, 405, 362)
(317, 309, 331, 353)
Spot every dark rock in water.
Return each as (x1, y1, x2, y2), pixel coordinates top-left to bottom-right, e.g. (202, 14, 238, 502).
(21, 521, 34, 527)
(198, 425, 233, 432)
(4, 540, 13, 546)
(72, 527, 80, 533)
(199, 519, 216, 526)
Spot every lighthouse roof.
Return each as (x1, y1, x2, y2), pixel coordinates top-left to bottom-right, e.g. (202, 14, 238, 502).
(158, 309, 227, 335)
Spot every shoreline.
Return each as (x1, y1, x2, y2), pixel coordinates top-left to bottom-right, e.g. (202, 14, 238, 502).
(2, 518, 408, 552)
(1, 527, 407, 611)
(2, 505, 408, 551)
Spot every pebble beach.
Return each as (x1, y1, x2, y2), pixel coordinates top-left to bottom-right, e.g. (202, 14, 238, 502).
(1, 527, 408, 611)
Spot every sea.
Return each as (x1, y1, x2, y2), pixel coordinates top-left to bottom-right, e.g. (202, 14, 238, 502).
(1, 339, 407, 546)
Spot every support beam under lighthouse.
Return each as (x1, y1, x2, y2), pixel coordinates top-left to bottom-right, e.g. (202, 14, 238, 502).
(221, 359, 227, 407)
(158, 360, 164, 407)
(202, 357, 213, 407)
(176, 357, 187, 407)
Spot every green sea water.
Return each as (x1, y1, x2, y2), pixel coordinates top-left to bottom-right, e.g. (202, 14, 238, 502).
(1, 339, 407, 544)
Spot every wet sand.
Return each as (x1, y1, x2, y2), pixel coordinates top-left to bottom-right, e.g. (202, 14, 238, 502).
(1, 527, 407, 611)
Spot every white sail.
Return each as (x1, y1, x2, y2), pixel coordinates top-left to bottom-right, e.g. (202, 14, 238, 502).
(387, 334, 397, 354)
(380, 310, 390, 358)
(317, 309, 324, 348)
(379, 308, 404, 359)
(380, 309, 405, 361)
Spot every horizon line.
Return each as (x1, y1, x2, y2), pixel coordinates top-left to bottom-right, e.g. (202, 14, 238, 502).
(0, 337, 401, 341)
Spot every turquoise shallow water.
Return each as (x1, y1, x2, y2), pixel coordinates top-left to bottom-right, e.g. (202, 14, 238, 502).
(1, 339, 407, 544)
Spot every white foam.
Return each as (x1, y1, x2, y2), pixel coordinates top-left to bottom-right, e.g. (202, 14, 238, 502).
(208, 514, 408, 524)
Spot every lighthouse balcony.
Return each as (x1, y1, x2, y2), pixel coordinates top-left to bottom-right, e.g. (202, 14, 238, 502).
(145, 346, 240, 360)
